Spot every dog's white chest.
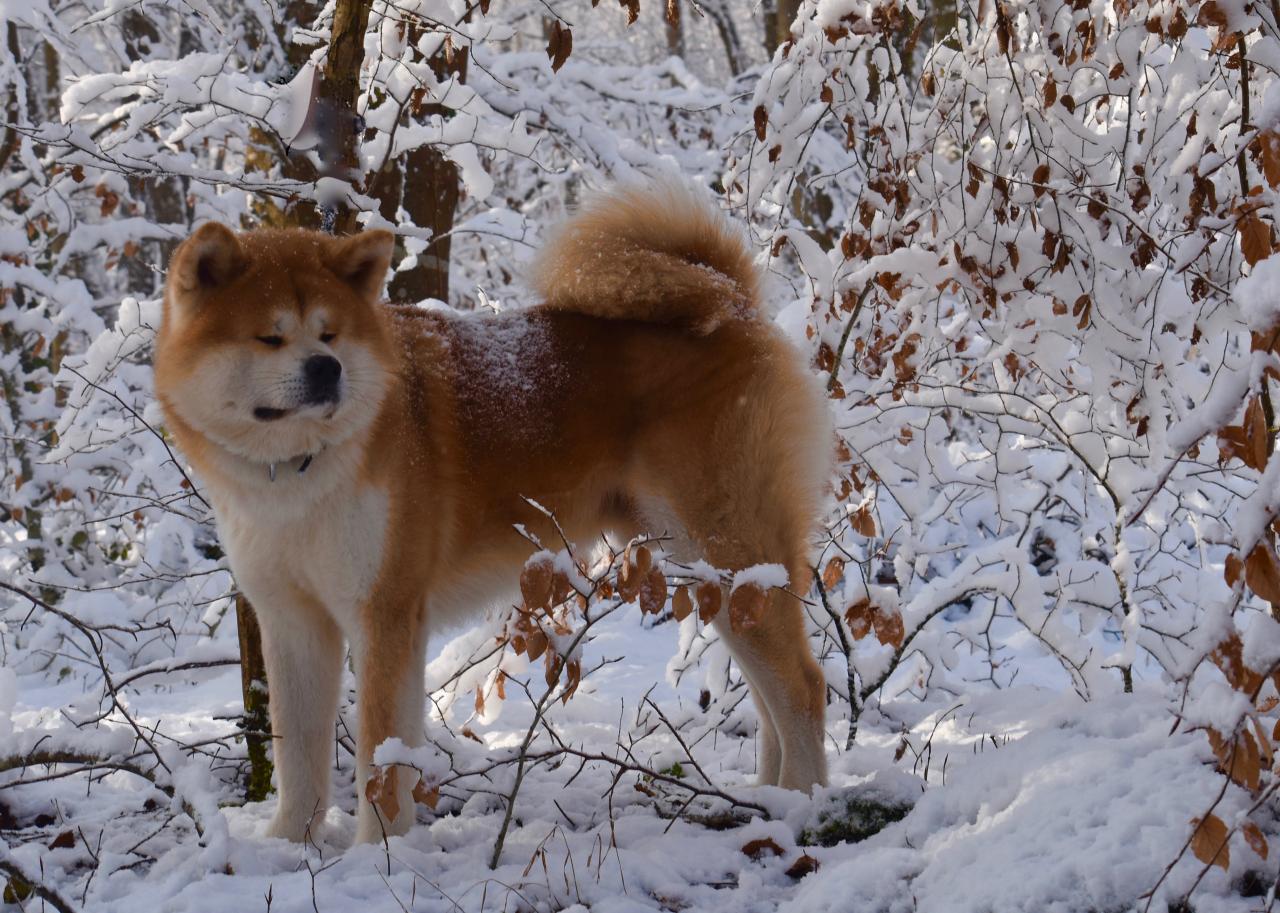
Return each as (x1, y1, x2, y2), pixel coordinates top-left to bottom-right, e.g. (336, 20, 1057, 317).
(217, 482, 390, 634)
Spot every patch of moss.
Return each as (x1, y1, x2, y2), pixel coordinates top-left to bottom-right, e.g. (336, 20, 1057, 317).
(799, 792, 913, 847)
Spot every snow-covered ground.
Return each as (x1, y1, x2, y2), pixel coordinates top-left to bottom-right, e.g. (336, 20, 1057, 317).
(1, 600, 1259, 913)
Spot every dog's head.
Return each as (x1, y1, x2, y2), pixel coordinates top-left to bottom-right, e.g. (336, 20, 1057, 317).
(155, 224, 396, 465)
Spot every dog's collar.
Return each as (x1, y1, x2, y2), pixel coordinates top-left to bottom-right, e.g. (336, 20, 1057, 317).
(267, 450, 318, 482)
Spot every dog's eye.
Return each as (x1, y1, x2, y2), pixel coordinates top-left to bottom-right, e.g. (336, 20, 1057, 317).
(320, 332, 337, 344)
(256, 335, 285, 348)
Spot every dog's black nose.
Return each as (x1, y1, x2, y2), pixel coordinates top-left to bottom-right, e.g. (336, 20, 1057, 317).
(304, 354, 342, 403)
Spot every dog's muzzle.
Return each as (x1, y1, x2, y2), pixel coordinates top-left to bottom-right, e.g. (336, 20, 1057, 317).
(304, 354, 342, 405)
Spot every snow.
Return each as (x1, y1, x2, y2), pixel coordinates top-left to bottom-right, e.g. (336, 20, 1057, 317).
(1236, 255, 1280, 334)
(5, 649, 1251, 912)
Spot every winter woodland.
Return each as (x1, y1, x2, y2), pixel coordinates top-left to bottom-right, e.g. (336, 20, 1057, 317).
(4, 0, 1280, 909)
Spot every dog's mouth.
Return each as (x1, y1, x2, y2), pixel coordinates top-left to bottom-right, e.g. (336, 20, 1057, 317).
(253, 401, 341, 423)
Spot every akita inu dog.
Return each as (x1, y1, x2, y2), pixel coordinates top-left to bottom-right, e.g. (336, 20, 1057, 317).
(154, 183, 831, 844)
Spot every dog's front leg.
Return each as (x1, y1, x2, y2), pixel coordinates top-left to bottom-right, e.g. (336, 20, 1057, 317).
(253, 589, 345, 842)
(353, 600, 427, 844)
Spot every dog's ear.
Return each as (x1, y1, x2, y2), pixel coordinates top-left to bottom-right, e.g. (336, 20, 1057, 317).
(327, 230, 394, 302)
(170, 222, 245, 295)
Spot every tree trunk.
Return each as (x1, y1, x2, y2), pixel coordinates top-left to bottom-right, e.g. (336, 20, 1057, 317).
(236, 596, 274, 802)
(935, 0, 960, 50)
(702, 0, 745, 76)
(764, 0, 801, 56)
(385, 35, 468, 304)
(316, 0, 376, 235)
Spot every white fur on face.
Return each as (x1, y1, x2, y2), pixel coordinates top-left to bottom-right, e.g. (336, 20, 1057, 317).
(165, 308, 393, 464)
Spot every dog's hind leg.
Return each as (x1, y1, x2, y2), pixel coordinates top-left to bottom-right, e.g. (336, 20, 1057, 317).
(353, 597, 427, 844)
(634, 492, 789, 786)
(641, 475, 828, 790)
(256, 590, 344, 842)
(640, 350, 831, 791)
(710, 586, 827, 790)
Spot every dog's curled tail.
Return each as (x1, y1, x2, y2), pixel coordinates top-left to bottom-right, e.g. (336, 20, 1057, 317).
(532, 182, 761, 334)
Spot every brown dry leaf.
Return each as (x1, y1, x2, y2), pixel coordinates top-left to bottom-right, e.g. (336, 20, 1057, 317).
(1190, 814, 1230, 871)
(618, 554, 642, 601)
(1208, 726, 1232, 767)
(873, 608, 905, 648)
(496, 670, 507, 700)
(1033, 162, 1050, 196)
(1073, 294, 1092, 330)
(545, 650, 559, 686)
(742, 837, 785, 860)
(1226, 553, 1244, 588)
(1241, 214, 1273, 267)
(474, 686, 486, 716)
(526, 629, 548, 662)
(822, 556, 846, 590)
(1198, 0, 1228, 26)
(852, 505, 877, 538)
(412, 778, 441, 809)
(730, 582, 767, 632)
(546, 20, 572, 72)
(1236, 729, 1263, 791)
(635, 545, 653, 576)
(95, 184, 120, 218)
(785, 854, 821, 878)
(845, 598, 873, 639)
(1246, 395, 1269, 472)
(1219, 425, 1252, 469)
(754, 105, 768, 142)
(1261, 130, 1280, 189)
(696, 581, 722, 623)
(1210, 634, 1264, 693)
(520, 559, 553, 610)
(1244, 822, 1269, 860)
(552, 570, 573, 606)
(365, 766, 400, 824)
(1246, 543, 1280, 609)
(639, 566, 667, 615)
(561, 658, 582, 704)
(1208, 725, 1263, 790)
(672, 585, 693, 621)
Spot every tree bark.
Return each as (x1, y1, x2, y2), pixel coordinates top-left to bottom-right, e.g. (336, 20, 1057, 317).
(764, 0, 801, 56)
(702, 0, 745, 76)
(316, 0, 376, 235)
(385, 33, 468, 304)
(236, 596, 274, 802)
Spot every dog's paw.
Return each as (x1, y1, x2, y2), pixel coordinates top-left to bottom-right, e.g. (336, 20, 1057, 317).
(264, 810, 324, 843)
(354, 805, 414, 845)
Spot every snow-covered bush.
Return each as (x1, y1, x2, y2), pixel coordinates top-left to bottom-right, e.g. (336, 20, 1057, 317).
(732, 0, 1280, 881)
